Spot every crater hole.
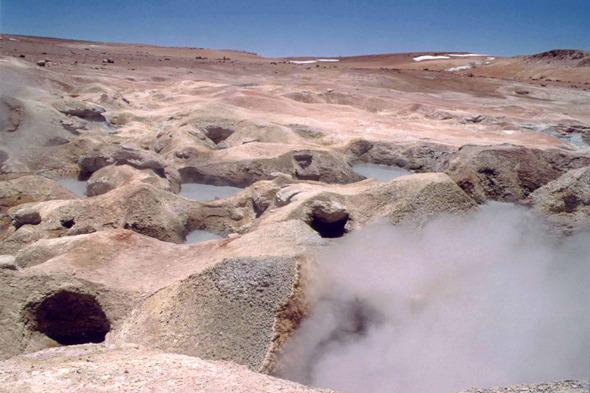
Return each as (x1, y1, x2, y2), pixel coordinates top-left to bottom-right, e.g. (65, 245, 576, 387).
(27, 291, 111, 345)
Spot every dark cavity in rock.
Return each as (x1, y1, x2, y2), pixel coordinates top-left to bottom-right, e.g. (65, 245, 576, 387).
(25, 291, 111, 345)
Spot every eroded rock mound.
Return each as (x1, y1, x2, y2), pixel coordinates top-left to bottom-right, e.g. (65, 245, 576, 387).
(0, 176, 79, 232)
(444, 144, 590, 203)
(528, 166, 590, 234)
(0, 176, 78, 215)
(0, 270, 136, 360)
(345, 140, 456, 172)
(255, 173, 478, 237)
(177, 147, 363, 187)
(78, 145, 167, 175)
(87, 164, 172, 196)
(113, 256, 305, 373)
(0, 184, 195, 254)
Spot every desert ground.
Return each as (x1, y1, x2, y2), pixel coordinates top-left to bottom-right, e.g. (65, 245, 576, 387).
(0, 34, 589, 392)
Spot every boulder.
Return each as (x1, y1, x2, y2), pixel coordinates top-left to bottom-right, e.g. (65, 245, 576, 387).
(15, 221, 324, 292)
(77, 150, 115, 173)
(275, 185, 306, 208)
(10, 208, 41, 229)
(0, 255, 17, 270)
(0, 95, 82, 172)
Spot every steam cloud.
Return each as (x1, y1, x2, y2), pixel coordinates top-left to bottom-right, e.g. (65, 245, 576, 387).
(280, 203, 590, 392)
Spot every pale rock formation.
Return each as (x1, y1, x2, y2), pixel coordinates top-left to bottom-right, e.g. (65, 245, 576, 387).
(528, 166, 590, 234)
(0, 344, 333, 393)
(0, 269, 136, 360)
(443, 144, 590, 203)
(87, 164, 172, 196)
(112, 255, 306, 373)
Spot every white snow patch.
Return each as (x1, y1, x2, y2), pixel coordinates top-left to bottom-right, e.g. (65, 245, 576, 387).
(290, 60, 317, 64)
(448, 53, 487, 57)
(487, 57, 496, 60)
(317, 59, 339, 62)
(413, 55, 451, 62)
(503, 130, 516, 134)
(447, 65, 472, 72)
(8, 38, 18, 41)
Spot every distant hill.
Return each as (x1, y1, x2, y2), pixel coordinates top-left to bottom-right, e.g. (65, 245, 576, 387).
(523, 49, 590, 68)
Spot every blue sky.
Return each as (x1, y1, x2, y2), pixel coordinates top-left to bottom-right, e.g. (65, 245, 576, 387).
(1, 0, 588, 57)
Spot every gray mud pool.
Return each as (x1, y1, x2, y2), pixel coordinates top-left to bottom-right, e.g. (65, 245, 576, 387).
(353, 164, 411, 182)
(57, 179, 87, 197)
(185, 230, 223, 244)
(179, 183, 243, 201)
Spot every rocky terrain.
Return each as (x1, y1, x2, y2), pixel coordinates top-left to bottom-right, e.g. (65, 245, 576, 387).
(0, 34, 588, 392)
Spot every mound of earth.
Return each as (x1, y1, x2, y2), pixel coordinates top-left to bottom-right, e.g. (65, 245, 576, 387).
(0, 344, 333, 393)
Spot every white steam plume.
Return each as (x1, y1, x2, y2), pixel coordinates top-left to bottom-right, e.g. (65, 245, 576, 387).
(280, 203, 590, 393)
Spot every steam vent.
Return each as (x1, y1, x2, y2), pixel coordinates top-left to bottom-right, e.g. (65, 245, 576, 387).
(0, 29, 588, 393)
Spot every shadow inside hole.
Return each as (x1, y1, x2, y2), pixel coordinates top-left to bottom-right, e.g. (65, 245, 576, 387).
(309, 215, 348, 238)
(28, 291, 111, 345)
(60, 218, 75, 228)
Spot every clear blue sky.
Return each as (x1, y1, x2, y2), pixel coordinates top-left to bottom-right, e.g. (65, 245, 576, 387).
(1, 0, 588, 58)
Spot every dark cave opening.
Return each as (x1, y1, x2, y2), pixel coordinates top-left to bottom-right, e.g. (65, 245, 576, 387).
(309, 214, 349, 238)
(28, 291, 111, 345)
